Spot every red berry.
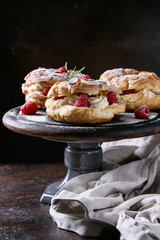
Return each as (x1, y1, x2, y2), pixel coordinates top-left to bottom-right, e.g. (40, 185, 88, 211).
(107, 91, 119, 105)
(74, 93, 89, 107)
(82, 75, 91, 80)
(122, 89, 135, 95)
(135, 105, 150, 119)
(42, 87, 51, 96)
(21, 101, 39, 115)
(58, 67, 67, 73)
(53, 96, 65, 100)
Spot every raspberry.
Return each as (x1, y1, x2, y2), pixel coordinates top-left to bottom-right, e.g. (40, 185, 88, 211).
(42, 87, 51, 96)
(122, 89, 135, 95)
(107, 91, 119, 105)
(82, 75, 91, 80)
(74, 93, 89, 107)
(21, 101, 39, 115)
(135, 105, 150, 119)
(53, 96, 65, 100)
(58, 67, 67, 73)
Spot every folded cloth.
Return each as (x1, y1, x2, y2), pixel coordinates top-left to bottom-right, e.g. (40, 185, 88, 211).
(117, 195, 160, 240)
(50, 133, 160, 239)
(102, 133, 160, 164)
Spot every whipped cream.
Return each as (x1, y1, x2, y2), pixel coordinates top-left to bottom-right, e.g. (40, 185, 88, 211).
(142, 89, 156, 98)
(22, 83, 43, 94)
(89, 96, 109, 108)
(28, 84, 42, 92)
(152, 88, 160, 94)
(52, 95, 78, 108)
(52, 95, 109, 109)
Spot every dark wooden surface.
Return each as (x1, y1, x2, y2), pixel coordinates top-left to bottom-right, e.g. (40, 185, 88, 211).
(0, 163, 120, 240)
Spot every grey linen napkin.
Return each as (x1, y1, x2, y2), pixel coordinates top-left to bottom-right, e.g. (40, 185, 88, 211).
(50, 133, 160, 239)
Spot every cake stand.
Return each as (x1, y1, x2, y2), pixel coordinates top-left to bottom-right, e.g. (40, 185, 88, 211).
(3, 107, 160, 204)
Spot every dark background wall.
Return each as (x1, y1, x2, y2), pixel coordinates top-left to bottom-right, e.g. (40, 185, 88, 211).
(1, 0, 160, 163)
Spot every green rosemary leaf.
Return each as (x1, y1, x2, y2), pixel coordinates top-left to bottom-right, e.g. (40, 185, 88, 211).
(77, 66, 85, 74)
(64, 62, 68, 70)
(63, 62, 85, 78)
(72, 66, 77, 71)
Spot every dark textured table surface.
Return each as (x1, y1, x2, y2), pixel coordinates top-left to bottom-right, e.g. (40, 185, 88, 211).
(0, 163, 120, 240)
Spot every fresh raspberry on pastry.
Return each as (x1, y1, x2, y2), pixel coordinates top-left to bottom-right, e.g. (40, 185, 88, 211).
(53, 96, 65, 100)
(135, 105, 150, 119)
(107, 91, 119, 105)
(82, 75, 91, 80)
(121, 89, 136, 95)
(42, 87, 51, 96)
(100, 68, 160, 110)
(45, 77, 126, 124)
(21, 101, 39, 115)
(74, 93, 90, 107)
(58, 67, 68, 73)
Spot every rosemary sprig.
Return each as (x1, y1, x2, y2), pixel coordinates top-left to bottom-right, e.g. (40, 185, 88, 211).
(64, 62, 85, 79)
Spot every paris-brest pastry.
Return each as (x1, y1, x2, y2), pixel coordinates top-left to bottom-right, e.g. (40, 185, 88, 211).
(45, 77, 126, 124)
(100, 68, 160, 110)
(22, 67, 70, 108)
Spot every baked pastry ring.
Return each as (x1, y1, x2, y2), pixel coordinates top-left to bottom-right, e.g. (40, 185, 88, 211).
(45, 77, 126, 124)
(100, 68, 160, 110)
(22, 67, 70, 108)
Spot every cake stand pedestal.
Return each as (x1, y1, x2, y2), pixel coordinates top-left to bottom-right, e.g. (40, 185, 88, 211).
(3, 107, 160, 204)
(42, 142, 102, 203)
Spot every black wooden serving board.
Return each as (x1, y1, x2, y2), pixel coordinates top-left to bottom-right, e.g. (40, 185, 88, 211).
(3, 107, 160, 142)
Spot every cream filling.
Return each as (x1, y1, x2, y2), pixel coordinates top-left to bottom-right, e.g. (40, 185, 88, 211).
(142, 89, 158, 98)
(51, 95, 109, 109)
(22, 83, 43, 94)
(152, 88, 160, 94)
(89, 96, 109, 108)
(27, 83, 42, 92)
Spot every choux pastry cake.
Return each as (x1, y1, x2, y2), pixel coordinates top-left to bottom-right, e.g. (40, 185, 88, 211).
(100, 68, 160, 110)
(45, 77, 126, 124)
(22, 67, 70, 108)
